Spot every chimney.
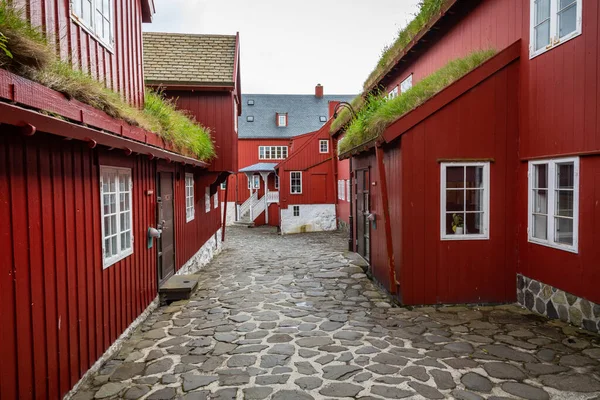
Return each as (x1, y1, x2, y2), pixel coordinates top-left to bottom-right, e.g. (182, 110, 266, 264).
(315, 84, 323, 98)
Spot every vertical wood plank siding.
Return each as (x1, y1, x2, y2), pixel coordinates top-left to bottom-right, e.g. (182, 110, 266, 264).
(0, 129, 157, 399)
(22, 0, 146, 107)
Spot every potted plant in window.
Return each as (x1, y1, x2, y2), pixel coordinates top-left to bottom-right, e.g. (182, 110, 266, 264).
(452, 213, 464, 235)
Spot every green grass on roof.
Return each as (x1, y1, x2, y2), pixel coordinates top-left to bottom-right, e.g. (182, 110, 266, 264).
(338, 49, 497, 155)
(363, 0, 446, 91)
(330, 95, 365, 134)
(0, 1, 214, 161)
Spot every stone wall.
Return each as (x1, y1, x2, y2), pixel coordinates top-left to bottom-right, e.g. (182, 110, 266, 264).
(221, 202, 237, 226)
(178, 228, 223, 275)
(517, 274, 600, 333)
(280, 204, 336, 235)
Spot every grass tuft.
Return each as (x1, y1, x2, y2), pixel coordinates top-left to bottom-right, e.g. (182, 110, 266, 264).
(339, 49, 497, 155)
(363, 0, 446, 91)
(0, 0, 214, 161)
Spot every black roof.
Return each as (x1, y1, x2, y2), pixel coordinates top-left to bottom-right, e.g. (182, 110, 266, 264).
(238, 94, 355, 139)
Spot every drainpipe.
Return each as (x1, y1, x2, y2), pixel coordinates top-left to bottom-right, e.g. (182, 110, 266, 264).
(376, 145, 398, 295)
(348, 156, 354, 252)
(222, 176, 229, 241)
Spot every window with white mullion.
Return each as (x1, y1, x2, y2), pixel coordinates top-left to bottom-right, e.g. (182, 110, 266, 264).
(530, 0, 581, 58)
(185, 173, 194, 222)
(557, 0, 577, 39)
(533, 0, 552, 51)
(101, 166, 133, 268)
(71, 0, 113, 48)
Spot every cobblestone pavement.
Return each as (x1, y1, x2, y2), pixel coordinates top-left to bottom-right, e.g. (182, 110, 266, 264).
(73, 226, 600, 400)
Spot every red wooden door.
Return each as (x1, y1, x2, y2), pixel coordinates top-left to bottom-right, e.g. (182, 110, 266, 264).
(157, 172, 175, 285)
(311, 174, 327, 203)
(355, 169, 371, 261)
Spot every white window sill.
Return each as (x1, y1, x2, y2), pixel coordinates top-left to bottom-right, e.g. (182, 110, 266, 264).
(71, 13, 115, 54)
(441, 234, 489, 241)
(103, 248, 133, 269)
(528, 237, 578, 254)
(529, 31, 581, 60)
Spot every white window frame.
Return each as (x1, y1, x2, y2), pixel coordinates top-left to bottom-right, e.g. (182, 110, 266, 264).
(527, 157, 579, 253)
(529, 0, 582, 59)
(259, 146, 288, 160)
(319, 139, 329, 154)
(100, 166, 133, 268)
(293, 205, 300, 217)
(278, 114, 287, 127)
(388, 86, 399, 99)
(70, 0, 114, 50)
(185, 173, 195, 223)
(205, 187, 211, 213)
(290, 171, 302, 194)
(440, 162, 490, 241)
(247, 175, 260, 190)
(220, 182, 227, 190)
(275, 175, 280, 189)
(213, 192, 218, 209)
(400, 74, 413, 93)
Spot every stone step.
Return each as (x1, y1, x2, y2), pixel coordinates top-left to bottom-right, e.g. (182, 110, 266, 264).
(233, 220, 254, 227)
(159, 274, 199, 303)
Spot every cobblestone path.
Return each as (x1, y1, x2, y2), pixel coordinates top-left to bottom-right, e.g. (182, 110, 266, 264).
(73, 227, 600, 400)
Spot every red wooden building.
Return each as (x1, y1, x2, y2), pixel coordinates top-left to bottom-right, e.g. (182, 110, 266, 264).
(0, 2, 239, 398)
(225, 86, 353, 231)
(335, 0, 600, 332)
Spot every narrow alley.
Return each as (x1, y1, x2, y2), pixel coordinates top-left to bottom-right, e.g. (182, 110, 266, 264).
(70, 227, 600, 400)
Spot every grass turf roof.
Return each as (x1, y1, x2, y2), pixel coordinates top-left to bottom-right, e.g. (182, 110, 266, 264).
(338, 49, 497, 155)
(0, 1, 214, 161)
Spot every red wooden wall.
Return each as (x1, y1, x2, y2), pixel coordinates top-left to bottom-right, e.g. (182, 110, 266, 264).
(168, 90, 238, 173)
(17, 0, 148, 107)
(335, 133, 351, 225)
(0, 128, 157, 399)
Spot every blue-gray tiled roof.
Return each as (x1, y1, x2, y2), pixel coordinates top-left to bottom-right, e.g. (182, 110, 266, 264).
(239, 163, 278, 173)
(238, 94, 355, 139)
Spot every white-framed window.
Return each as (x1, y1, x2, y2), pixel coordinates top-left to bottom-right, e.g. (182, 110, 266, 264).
(185, 173, 195, 222)
(293, 205, 300, 217)
(338, 180, 345, 201)
(440, 162, 490, 240)
(205, 187, 211, 213)
(401, 74, 413, 93)
(346, 180, 351, 202)
(259, 146, 288, 160)
(275, 175, 280, 189)
(213, 193, 218, 209)
(277, 113, 287, 127)
(320, 140, 329, 154)
(291, 171, 302, 194)
(220, 182, 227, 190)
(388, 86, 399, 99)
(528, 157, 579, 253)
(530, 0, 582, 58)
(100, 166, 133, 268)
(247, 175, 260, 189)
(71, 0, 113, 49)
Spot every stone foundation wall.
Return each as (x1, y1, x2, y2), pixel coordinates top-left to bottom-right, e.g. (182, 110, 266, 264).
(178, 228, 223, 275)
(221, 202, 237, 226)
(337, 218, 350, 232)
(280, 204, 336, 235)
(517, 274, 600, 333)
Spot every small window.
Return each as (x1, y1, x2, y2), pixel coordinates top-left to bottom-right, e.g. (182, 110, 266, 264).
(100, 166, 133, 268)
(220, 182, 226, 190)
(346, 180, 351, 202)
(259, 146, 288, 160)
(530, 0, 581, 58)
(400, 74, 413, 93)
(247, 116, 254, 122)
(290, 171, 302, 194)
(528, 157, 579, 252)
(319, 140, 329, 154)
(275, 175, 279, 189)
(71, 0, 113, 48)
(248, 175, 260, 190)
(213, 192, 218, 209)
(277, 114, 287, 127)
(440, 162, 490, 240)
(338, 180, 345, 201)
(185, 173, 195, 222)
(319, 116, 327, 122)
(293, 205, 300, 217)
(388, 86, 399, 99)
(247, 99, 255, 106)
(205, 187, 210, 213)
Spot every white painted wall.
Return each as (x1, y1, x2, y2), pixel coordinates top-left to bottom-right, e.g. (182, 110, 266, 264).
(280, 204, 336, 234)
(221, 202, 237, 226)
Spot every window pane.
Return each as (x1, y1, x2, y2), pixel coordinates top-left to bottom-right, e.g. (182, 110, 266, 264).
(535, 20, 551, 50)
(111, 236, 117, 256)
(556, 190, 574, 217)
(110, 194, 116, 213)
(446, 166, 464, 189)
(466, 189, 483, 211)
(558, 3, 577, 38)
(556, 162, 574, 188)
(445, 189, 464, 212)
(533, 164, 548, 188)
(111, 215, 117, 234)
(121, 232, 127, 250)
(533, 214, 548, 239)
(465, 166, 484, 188)
(103, 194, 110, 214)
(103, 0, 110, 13)
(533, 189, 548, 214)
(83, 0, 93, 24)
(445, 213, 465, 235)
(104, 216, 111, 235)
(465, 212, 484, 234)
(555, 217, 573, 245)
(535, 0, 551, 24)
(120, 193, 125, 210)
(109, 173, 116, 191)
(120, 213, 125, 232)
(105, 238, 111, 257)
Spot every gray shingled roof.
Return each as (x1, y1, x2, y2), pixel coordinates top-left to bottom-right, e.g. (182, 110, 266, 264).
(239, 94, 355, 139)
(239, 163, 278, 173)
(143, 32, 236, 86)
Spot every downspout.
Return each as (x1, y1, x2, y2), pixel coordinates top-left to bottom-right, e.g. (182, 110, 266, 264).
(222, 175, 229, 241)
(376, 145, 398, 295)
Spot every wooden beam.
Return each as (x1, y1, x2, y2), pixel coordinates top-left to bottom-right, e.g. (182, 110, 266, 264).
(376, 145, 397, 295)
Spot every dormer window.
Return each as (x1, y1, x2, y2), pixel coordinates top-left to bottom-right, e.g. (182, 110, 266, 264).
(247, 116, 254, 122)
(277, 113, 287, 127)
(319, 116, 327, 122)
(247, 99, 255, 106)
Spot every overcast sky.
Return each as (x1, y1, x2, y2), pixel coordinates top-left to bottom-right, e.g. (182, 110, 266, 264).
(143, 0, 420, 95)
